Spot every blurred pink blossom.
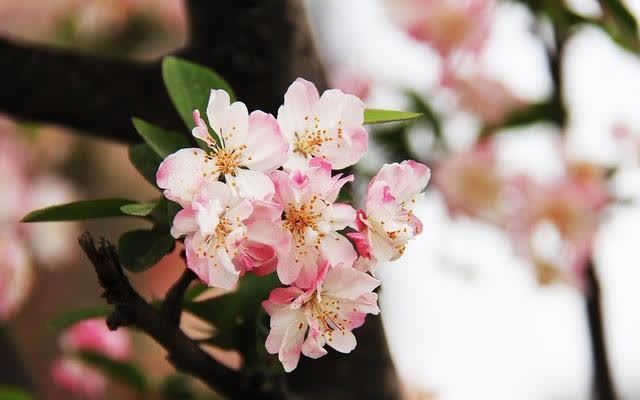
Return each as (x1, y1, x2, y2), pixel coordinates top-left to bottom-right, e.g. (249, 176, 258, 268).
(60, 318, 132, 361)
(442, 66, 524, 124)
(0, 232, 33, 320)
(388, 0, 494, 57)
(505, 164, 609, 287)
(0, 118, 79, 320)
(329, 68, 372, 101)
(51, 357, 107, 400)
(434, 142, 504, 221)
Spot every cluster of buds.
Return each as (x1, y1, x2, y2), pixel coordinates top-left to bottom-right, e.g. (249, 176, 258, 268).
(158, 79, 430, 371)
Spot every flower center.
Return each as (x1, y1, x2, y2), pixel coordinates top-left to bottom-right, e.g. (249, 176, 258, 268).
(293, 116, 343, 157)
(283, 201, 320, 241)
(308, 295, 351, 339)
(197, 216, 234, 258)
(210, 147, 243, 175)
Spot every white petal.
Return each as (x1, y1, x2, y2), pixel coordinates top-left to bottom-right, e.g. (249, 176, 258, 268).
(325, 329, 356, 353)
(156, 148, 210, 207)
(322, 267, 380, 301)
(320, 233, 357, 269)
(234, 169, 275, 200)
(243, 111, 288, 172)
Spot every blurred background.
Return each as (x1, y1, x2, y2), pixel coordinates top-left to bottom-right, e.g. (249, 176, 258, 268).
(2, 0, 640, 399)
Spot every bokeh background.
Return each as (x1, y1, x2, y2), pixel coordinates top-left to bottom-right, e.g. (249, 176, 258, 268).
(2, 0, 640, 398)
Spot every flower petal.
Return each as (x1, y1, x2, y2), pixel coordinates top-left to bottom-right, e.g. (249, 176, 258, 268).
(156, 148, 210, 207)
(325, 329, 356, 353)
(320, 233, 357, 269)
(233, 168, 275, 201)
(243, 111, 289, 172)
(322, 267, 380, 301)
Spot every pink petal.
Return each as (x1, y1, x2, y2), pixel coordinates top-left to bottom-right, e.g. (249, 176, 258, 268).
(170, 206, 198, 238)
(156, 148, 209, 207)
(325, 329, 357, 354)
(243, 111, 289, 172)
(322, 267, 380, 301)
(319, 233, 357, 269)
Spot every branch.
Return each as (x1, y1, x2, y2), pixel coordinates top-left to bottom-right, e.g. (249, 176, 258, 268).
(585, 260, 618, 400)
(0, 0, 326, 143)
(161, 255, 195, 326)
(77, 232, 255, 399)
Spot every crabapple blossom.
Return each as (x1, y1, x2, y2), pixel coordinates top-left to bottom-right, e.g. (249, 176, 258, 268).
(270, 158, 357, 288)
(60, 318, 132, 361)
(277, 78, 368, 171)
(263, 261, 380, 372)
(433, 142, 504, 221)
(348, 160, 430, 264)
(388, 0, 494, 57)
(157, 88, 288, 203)
(505, 164, 609, 287)
(171, 181, 289, 289)
(0, 232, 33, 321)
(52, 318, 132, 399)
(441, 66, 524, 124)
(51, 358, 107, 400)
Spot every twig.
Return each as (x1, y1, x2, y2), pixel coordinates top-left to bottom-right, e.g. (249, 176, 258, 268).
(77, 232, 256, 399)
(161, 260, 196, 326)
(585, 261, 618, 400)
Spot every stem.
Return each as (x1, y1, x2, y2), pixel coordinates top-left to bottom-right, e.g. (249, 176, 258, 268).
(585, 261, 617, 400)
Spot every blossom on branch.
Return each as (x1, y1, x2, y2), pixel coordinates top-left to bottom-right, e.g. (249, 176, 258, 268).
(263, 261, 380, 372)
(277, 78, 368, 171)
(348, 160, 431, 266)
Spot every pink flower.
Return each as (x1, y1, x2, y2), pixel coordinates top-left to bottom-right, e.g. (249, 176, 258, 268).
(441, 66, 524, 124)
(172, 181, 288, 289)
(262, 262, 380, 372)
(157, 89, 288, 204)
(349, 161, 430, 264)
(60, 319, 132, 361)
(389, 0, 494, 57)
(277, 78, 368, 171)
(328, 68, 372, 101)
(51, 357, 107, 400)
(270, 158, 358, 287)
(505, 166, 609, 287)
(433, 142, 504, 221)
(0, 232, 33, 321)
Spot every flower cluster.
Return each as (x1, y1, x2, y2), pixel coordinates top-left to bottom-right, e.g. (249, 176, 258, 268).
(51, 319, 132, 399)
(158, 79, 430, 371)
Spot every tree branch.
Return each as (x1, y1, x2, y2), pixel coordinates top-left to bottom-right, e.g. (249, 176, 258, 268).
(161, 257, 196, 326)
(585, 261, 618, 400)
(77, 232, 256, 399)
(0, 0, 326, 143)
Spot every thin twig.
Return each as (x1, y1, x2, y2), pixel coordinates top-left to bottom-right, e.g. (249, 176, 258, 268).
(161, 258, 196, 326)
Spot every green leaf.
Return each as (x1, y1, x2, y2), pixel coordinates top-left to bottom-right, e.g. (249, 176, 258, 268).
(22, 199, 134, 222)
(183, 274, 279, 371)
(603, 0, 638, 35)
(162, 56, 235, 130)
(407, 91, 443, 138)
(50, 307, 111, 331)
(78, 351, 148, 394)
(363, 108, 422, 125)
(118, 229, 175, 272)
(129, 143, 163, 186)
(0, 386, 32, 400)
(132, 117, 191, 158)
(120, 201, 158, 217)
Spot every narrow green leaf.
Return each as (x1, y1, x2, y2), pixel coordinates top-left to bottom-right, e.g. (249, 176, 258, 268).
(129, 143, 163, 186)
(22, 199, 134, 222)
(162, 56, 235, 130)
(132, 117, 191, 158)
(120, 202, 158, 217)
(603, 0, 638, 35)
(50, 307, 111, 331)
(118, 229, 175, 272)
(363, 108, 422, 125)
(0, 386, 32, 400)
(78, 351, 148, 394)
